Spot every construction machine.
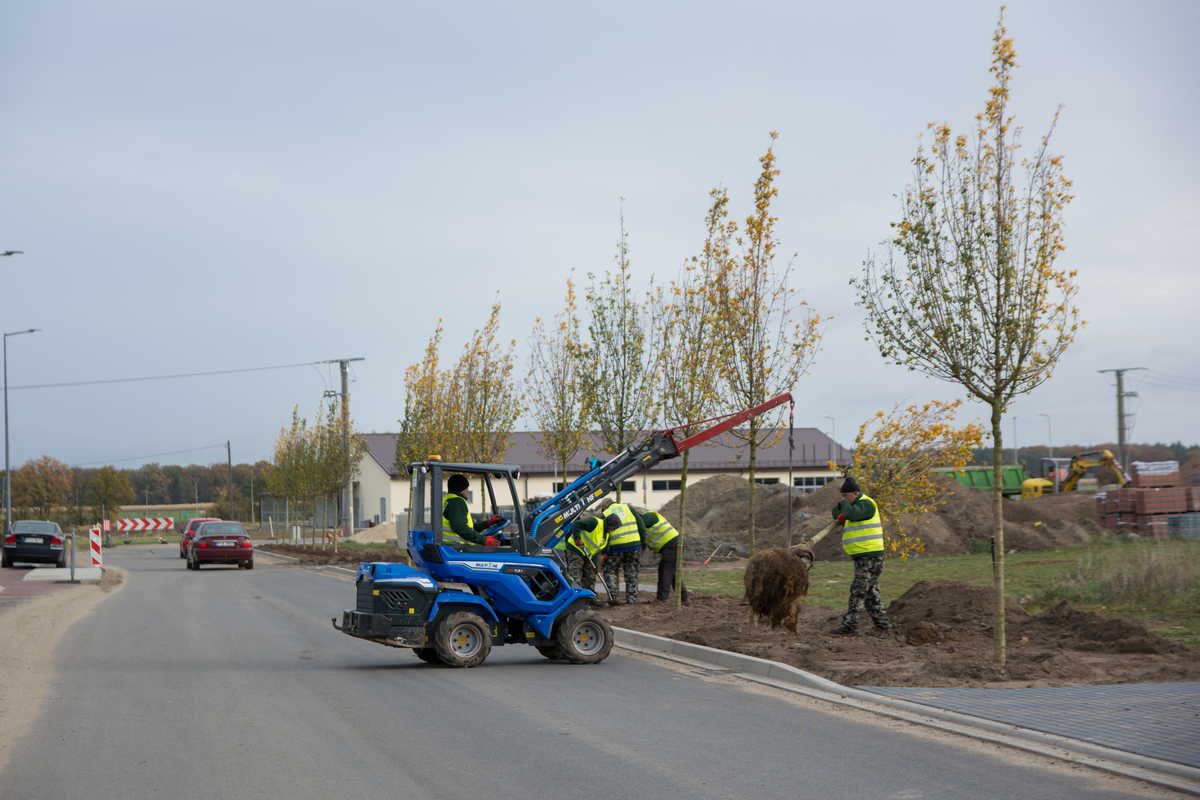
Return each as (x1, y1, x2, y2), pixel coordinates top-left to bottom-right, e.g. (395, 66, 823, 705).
(1034, 449, 1130, 495)
(333, 393, 794, 667)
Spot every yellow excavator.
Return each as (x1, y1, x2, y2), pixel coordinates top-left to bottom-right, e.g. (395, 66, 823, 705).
(1024, 449, 1130, 496)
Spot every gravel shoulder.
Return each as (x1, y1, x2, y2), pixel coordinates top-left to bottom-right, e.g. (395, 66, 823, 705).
(0, 567, 126, 773)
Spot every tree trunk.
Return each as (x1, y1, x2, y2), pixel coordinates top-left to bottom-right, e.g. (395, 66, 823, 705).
(675, 451, 690, 608)
(747, 418, 759, 552)
(990, 404, 1007, 667)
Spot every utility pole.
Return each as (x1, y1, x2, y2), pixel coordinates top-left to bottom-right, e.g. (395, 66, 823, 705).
(1098, 368, 1146, 473)
(226, 440, 233, 518)
(1039, 413, 1053, 459)
(323, 357, 364, 540)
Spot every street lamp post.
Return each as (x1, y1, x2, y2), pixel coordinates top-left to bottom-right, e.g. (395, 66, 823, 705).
(823, 415, 836, 444)
(4, 328, 41, 534)
(1011, 415, 1019, 468)
(1039, 413, 1053, 459)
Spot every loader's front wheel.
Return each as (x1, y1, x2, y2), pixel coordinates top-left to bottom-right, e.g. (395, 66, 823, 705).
(433, 611, 491, 668)
(554, 609, 613, 664)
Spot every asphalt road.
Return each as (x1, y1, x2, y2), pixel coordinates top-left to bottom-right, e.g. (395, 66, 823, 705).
(0, 546, 1167, 800)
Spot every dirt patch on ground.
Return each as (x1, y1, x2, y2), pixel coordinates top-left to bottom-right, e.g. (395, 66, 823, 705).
(350, 522, 400, 544)
(0, 567, 126, 772)
(259, 543, 408, 566)
(602, 580, 1198, 688)
(660, 475, 1105, 562)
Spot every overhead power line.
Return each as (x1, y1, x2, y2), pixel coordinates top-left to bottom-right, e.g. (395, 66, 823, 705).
(9, 360, 326, 391)
(73, 442, 227, 467)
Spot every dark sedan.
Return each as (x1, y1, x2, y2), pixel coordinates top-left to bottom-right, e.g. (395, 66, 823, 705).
(3, 520, 67, 568)
(187, 522, 254, 570)
(179, 517, 220, 558)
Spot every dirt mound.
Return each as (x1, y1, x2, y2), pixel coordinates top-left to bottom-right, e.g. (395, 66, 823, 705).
(658, 474, 1103, 558)
(1018, 601, 1188, 655)
(260, 543, 408, 566)
(887, 580, 1030, 630)
(351, 522, 399, 544)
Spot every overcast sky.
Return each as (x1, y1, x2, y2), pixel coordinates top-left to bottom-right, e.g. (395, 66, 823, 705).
(1, 0, 1197, 470)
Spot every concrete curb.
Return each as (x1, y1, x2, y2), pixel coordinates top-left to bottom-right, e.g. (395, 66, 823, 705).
(21, 566, 104, 584)
(613, 626, 1200, 796)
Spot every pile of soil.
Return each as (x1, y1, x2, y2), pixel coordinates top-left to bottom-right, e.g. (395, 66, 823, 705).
(602, 580, 1198, 688)
(659, 474, 1105, 560)
(259, 543, 407, 566)
(350, 522, 399, 544)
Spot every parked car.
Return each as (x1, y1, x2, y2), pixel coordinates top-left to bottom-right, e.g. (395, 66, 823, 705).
(187, 522, 253, 570)
(179, 517, 220, 558)
(2, 520, 67, 568)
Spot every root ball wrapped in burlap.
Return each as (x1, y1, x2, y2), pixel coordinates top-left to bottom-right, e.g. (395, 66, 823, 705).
(743, 546, 814, 634)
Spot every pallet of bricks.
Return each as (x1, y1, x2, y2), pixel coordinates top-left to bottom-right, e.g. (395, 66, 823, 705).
(1101, 461, 1200, 539)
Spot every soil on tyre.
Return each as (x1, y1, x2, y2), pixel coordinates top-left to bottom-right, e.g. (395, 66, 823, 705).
(433, 611, 492, 668)
(554, 609, 613, 664)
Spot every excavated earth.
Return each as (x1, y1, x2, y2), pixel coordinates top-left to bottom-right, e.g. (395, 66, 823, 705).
(601, 581, 1200, 688)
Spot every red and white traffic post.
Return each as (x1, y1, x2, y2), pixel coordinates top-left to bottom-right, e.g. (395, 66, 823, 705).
(89, 525, 103, 566)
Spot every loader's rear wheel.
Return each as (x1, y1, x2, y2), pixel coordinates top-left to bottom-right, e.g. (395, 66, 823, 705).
(535, 644, 565, 661)
(414, 647, 442, 665)
(554, 609, 613, 664)
(433, 611, 491, 668)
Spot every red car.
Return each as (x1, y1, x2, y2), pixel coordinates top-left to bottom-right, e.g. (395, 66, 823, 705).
(179, 517, 220, 558)
(186, 522, 253, 570)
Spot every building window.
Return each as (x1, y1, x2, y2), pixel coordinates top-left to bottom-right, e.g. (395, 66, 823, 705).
(552, 482, 566, 492)
(754, 477, 780, 486)
(620, 480, 635, 492)
(793, 476, 833, 493)
(651, 480, 682, 492)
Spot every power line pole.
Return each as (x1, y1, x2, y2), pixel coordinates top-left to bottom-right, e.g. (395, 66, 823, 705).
(226, 440, 233, 517)
(1097, 367, 1146, 473)
(323, 357, 364, 540)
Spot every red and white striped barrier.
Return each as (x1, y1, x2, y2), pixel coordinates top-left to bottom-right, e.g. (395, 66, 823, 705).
(116, 517, 174, 532)
(89, 526, 103, 566)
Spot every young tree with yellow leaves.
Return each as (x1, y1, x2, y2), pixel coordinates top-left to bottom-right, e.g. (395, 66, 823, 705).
(713, 133, 822, 552)
(656, 188, 734, 605)
(583, 205, 656, 499)
(527, 280, 592, 486)
(450, 302, 521, 464)
(850, 401, 982, 559)
(396, 322, 450, 469)
(853, 11, 1081, 665)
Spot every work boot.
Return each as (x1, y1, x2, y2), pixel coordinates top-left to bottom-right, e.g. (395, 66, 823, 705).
(828, 625, 857, 635)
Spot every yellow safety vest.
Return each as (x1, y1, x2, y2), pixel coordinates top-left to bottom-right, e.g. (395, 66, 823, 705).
(441, 493, 473, 546)
(568, 517, 607, 558)
(604, 503, 641, 549)
(841, 494, 885, 556)
(644, 513, 679, 552)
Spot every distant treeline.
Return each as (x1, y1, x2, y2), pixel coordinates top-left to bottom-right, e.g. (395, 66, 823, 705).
(4, 456, 273, 527)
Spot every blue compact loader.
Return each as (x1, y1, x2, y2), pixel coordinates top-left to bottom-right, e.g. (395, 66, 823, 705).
(333, 393, 793, 667)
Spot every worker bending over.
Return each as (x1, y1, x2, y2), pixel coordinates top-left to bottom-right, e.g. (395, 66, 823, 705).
(599, 499, 646, 604)
(564, 515, 616, 600)
(640, 511, 689, 604)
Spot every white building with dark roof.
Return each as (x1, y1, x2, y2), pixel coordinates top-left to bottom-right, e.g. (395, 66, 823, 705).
(353, 429, 848, 527)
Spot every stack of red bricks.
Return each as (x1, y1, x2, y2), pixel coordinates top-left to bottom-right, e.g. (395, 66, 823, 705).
(1095, 461, 1199, 537)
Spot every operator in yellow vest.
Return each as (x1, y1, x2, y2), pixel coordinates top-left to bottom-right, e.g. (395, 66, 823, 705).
(563, 515, 618, 599)
(640, 511, 689, 604)
(828, 476, 891, 636)
(596, 498, 646, 604)
(442, 474, 502, 548)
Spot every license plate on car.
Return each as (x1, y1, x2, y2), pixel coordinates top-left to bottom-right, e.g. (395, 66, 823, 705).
(24, 536, 45, 544)
(215, 541, 235, 547)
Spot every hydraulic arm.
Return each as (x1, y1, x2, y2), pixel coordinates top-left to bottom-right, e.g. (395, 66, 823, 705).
(529, 393, 793, 547)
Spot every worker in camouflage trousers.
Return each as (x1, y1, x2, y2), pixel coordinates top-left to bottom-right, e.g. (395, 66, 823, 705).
(563, 515, 616, 601)
(598, 499, 646, 604)
(828, 476, 892, 636)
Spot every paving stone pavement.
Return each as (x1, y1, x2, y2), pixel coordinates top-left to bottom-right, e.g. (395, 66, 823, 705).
(860, 682, 1200, 768)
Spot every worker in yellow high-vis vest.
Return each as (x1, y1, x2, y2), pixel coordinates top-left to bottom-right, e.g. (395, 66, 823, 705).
(564, 515, 618, 599)
(828, 476, 892, 636)
(640, 511, 689, 604)
(596, 498, 646, 604)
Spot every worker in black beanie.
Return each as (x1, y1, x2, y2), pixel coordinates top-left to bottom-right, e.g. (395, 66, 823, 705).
(829, 476, 891, 636)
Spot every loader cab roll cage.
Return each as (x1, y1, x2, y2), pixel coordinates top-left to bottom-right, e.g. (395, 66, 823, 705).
(408, 461, 538, 557)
